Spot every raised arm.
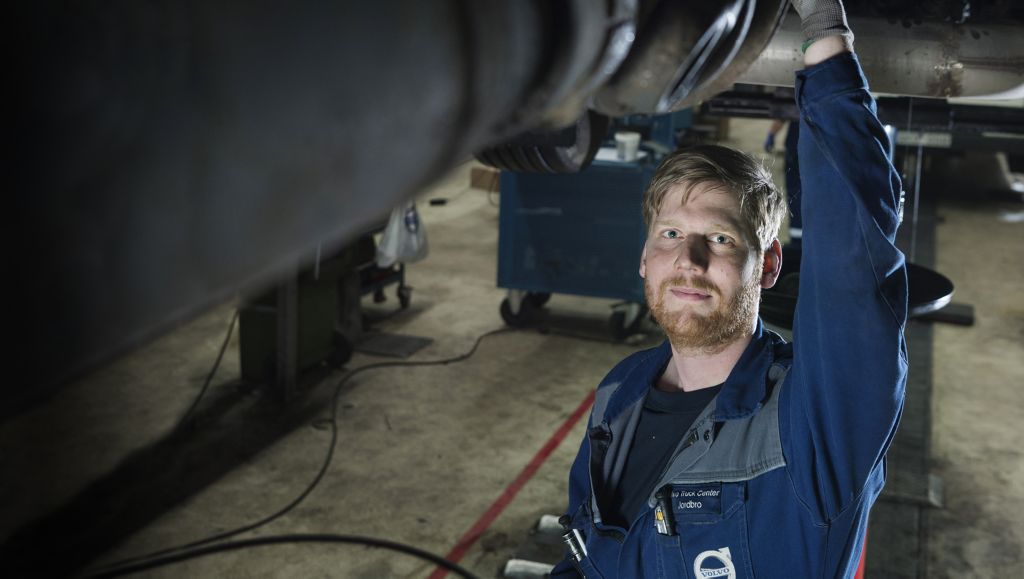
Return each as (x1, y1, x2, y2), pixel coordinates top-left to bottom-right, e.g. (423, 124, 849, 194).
(781, 1, 909, 521)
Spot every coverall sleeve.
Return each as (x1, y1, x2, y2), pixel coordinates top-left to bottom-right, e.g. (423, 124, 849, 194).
(782, 51, 909, 521)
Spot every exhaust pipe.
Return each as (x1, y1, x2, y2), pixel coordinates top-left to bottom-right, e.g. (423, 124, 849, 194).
(738, 12, 1024, 99)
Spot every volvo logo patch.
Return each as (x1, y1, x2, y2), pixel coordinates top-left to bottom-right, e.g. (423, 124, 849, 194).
(694, 547, 736, 579)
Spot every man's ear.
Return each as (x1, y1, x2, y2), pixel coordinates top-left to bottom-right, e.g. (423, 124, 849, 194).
(760, 239, 783, 289)
(639, 243, 648, 279)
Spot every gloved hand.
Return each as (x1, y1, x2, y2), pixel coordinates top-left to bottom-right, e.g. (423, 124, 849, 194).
(763, 132, 776, 153)
(790, 0, 853, 52)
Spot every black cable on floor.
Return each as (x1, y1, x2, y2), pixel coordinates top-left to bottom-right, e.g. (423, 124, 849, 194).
(539, 326, 626, 345)
(176, 309, 239, 430)
(83, 534, 481, 579)
(86, 327, 515, 575)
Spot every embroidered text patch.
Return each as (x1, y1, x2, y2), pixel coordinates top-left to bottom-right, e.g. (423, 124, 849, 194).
(671, 483, 723, 515)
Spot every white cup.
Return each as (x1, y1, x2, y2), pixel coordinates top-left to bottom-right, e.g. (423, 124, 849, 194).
(614, 131, 641, 162)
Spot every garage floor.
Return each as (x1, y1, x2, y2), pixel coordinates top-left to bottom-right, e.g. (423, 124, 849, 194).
(2, 119, 1021, 578)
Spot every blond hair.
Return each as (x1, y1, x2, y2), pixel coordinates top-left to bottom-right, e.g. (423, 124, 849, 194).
(642, 144, 785, 251)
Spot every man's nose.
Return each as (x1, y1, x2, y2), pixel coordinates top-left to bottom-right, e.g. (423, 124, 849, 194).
(674, 235, 709, 272)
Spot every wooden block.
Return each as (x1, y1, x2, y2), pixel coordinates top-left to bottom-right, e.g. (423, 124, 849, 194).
(471, 165, 500, 192)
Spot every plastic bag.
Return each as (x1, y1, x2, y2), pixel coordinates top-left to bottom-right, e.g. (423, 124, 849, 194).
(376, 201, 428, 267)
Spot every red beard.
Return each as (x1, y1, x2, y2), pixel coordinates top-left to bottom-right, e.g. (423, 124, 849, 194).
(646, 270, 761, 354)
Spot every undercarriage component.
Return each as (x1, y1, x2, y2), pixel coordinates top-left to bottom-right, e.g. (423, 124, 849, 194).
(477, 0, 789, 174)
(11, 0, 1024, 413)
(520, 0, 640, 129)
(703, 90, 1024, 153)
(592, 0, 789, 115)
(475, 110, 610, 173)
(10, 1, 595, 411)
(738, 11, 1024, 98)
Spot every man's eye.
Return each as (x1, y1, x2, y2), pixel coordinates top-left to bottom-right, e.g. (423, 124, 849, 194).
(710, 234, 732, 244)
(662, 230, 679, 239)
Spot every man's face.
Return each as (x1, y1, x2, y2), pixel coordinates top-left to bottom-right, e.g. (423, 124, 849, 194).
(640, 181, 779, 353)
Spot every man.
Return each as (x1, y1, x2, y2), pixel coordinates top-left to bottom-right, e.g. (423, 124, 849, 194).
(551, 1, 908, 577)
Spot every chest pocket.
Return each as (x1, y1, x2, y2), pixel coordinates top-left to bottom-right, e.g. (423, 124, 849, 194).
(653, 481, 755, 579)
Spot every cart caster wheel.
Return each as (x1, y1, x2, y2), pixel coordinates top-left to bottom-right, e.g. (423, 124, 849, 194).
(609, 305, 647, 341)
(527, 292, 551, 307)
(397, 285, 412, 309)
(500, 297, 538, 327)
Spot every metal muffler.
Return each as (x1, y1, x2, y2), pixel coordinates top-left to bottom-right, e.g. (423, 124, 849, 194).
(738, 11, 1024, 99)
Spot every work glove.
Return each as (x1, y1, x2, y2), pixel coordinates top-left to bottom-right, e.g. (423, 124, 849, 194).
(790, 0, 853, 52)
(763, 132, 776, 153)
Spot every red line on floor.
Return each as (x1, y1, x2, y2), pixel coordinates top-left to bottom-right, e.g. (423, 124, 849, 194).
(427, 389, 596, 579)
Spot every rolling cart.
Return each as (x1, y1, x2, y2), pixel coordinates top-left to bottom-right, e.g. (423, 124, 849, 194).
(356, 221, 414, 311)
(497, 159, 654, 339)
(495, 112, 690, 340)
(359, 256, 412, 310)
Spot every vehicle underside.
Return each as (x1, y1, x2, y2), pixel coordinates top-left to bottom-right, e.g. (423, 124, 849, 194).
(10, 0, 1023, 410)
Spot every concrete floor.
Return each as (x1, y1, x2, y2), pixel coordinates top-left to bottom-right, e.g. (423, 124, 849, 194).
(2, 119, 1021, 578)
(925, 154, 1024, 577)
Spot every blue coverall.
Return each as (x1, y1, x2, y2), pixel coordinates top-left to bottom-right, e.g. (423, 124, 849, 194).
(552, 52, 909, 578)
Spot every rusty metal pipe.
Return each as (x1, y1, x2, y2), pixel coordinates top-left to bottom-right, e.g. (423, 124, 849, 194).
(738, 12, 1024, 99)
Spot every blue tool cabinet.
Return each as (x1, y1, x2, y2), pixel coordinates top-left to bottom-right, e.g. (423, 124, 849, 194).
(496, 158, 657, 336)
(494, 111, 689, 338)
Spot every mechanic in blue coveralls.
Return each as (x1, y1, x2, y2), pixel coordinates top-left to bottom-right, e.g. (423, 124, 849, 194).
(552, 1, 908, 577)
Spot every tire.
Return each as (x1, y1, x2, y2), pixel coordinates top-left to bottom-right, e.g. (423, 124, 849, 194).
(475, 110, 609, 174)
(527, 292, 551, 307)
(397, 285, 412, 309)
(500, 297, 537, 327)
(609, 305, 647, 341)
